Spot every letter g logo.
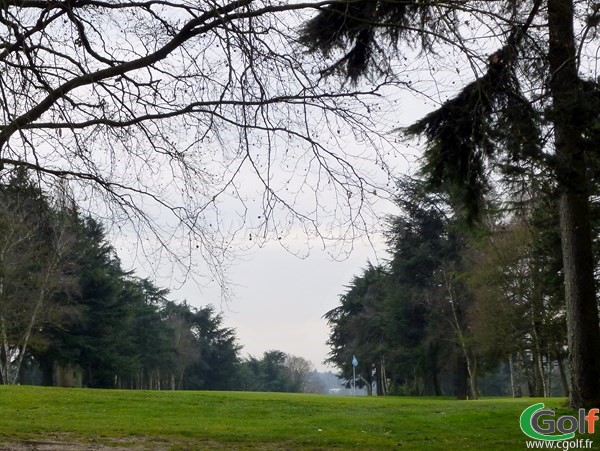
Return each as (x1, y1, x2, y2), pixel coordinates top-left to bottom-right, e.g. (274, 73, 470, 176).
(520, 403, 576, 441)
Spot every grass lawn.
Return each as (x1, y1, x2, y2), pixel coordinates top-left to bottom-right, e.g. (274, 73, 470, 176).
(0, 386, 597, 449)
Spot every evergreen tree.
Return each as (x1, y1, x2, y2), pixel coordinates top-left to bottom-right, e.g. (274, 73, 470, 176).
(301, 0, 600, 408)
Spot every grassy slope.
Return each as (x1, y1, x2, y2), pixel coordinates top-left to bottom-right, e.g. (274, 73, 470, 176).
(0, 386, 596, 449)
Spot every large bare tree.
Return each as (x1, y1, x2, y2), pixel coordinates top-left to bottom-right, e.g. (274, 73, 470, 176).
(0, 0, 395, 294)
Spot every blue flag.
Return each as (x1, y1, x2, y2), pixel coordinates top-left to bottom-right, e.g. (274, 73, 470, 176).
(352, 355, 358, 367)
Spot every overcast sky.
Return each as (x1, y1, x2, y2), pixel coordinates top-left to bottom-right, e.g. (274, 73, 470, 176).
(115, 86, 432, 375)
(189, 235, 389, 372)
(131, 98, 428, 374)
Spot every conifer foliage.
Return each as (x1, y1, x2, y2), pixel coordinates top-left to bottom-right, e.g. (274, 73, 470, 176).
(302, 0, 600, 408)
(0, 171, 241, 389)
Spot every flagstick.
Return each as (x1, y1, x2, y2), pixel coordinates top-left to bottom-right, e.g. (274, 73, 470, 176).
(353, 365, 356, 397)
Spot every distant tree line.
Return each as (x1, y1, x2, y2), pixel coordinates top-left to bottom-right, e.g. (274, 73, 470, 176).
(327, 175, 575, 399)
(0, 170, 318, 393)
(237, 350, 322, 394)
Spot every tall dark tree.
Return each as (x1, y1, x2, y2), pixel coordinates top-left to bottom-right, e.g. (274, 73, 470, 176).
(38, 218, 176, 389)
(259, 350, 290, 393)
(324, 263, 388, 395)
(59, 217, 137, 388)
(386, 178, 481, 398)
(160, 301, 241, 390)
(183, 304, 241, 391)
(325, 178, 483, 397)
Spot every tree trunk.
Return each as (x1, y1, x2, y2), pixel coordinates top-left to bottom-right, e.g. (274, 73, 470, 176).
(468, 356, 478, 400)
(443, 270, 478, 399)
(545, 353, 553, 398)
(447, 280, 478, 399)
(509, 354, 522, 398)
(13, 282, 49, 384)
(0, 314, 8, 385)
(429, 343, 442, 396)
(361, 373, 373, 396)
(520, 351, 536, 397)
(533, 351, 545, 397)
(432, 366, 442, 396)
(455, 355, 468, 400)
(381, 356, 387, 396)
(557, 354, 570, 398)
(375, 363, 383, 396)
(547, 0, 600, 408)
(530, 285, 547, 397)
(376, 356, 388, 396)
(0, 274, 9, 385)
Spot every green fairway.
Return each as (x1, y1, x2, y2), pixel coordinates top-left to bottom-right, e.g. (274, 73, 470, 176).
(0, 386, 597, 449)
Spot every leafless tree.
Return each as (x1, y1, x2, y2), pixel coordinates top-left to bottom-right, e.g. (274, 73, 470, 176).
(0, 181, 78, 384)
(283, 353, 314, 393)
(0, 0, 397, 296)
